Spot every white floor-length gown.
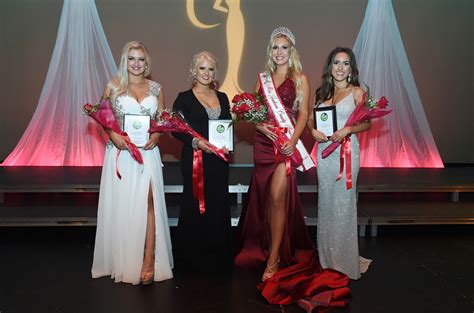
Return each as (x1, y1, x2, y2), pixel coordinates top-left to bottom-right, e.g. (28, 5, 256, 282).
(92, 80, 173, 284)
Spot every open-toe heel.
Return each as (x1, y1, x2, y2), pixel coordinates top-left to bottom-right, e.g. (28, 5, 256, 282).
(140, 257, 155, 286)
(262, 257, 280, 281)
(140, 271, 154, 286)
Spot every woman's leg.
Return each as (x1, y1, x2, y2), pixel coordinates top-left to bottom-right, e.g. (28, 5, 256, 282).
(141, 184, 155, 282)
(264, 162, 288, 277)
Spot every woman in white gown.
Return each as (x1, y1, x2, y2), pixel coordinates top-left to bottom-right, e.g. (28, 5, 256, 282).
(307, 47, 371, 280)
(92, 41, 173, 285)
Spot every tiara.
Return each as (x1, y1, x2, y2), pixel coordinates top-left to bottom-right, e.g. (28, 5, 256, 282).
(270, 27, 295, 46)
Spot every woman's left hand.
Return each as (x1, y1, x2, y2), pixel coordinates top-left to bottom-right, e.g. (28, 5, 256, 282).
(281, 140, 296, 156)
(330, 127, 351, 143)
(143, 132, 161, 150)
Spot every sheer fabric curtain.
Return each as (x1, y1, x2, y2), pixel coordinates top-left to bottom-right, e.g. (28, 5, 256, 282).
(2, 0, 116, 166)
(353, 0, 443, 167)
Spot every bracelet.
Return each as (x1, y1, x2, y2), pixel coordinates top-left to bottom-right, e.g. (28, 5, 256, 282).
(192, 137, 200, 149)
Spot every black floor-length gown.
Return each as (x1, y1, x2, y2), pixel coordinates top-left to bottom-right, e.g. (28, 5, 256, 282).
(172, 89, 233, 274)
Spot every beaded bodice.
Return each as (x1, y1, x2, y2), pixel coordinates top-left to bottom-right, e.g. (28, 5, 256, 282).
(260, 77, 297, 122)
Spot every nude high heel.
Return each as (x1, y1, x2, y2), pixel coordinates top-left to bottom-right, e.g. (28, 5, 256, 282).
(262, 257, 280, 281)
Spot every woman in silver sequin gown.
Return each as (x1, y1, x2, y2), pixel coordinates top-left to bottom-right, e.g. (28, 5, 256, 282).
(308, 47, 371, 280)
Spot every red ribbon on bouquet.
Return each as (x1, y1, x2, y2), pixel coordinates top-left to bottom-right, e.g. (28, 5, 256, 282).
(273, 126, 292, 176)
(272, 126, 303, 177)
(336, 137, 352, 189)
(321, 92, 392, 189)
(192, 149, 205, 214)
(83, 99, 143, 179)
(149, 111, 228, 214)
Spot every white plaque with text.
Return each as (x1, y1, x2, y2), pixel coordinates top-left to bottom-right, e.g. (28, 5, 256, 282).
(314, 106, 337, 137)
(123, 114, 151, 148)
(208, 119, 233, 151)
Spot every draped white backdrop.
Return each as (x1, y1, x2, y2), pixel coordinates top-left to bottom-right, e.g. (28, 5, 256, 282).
(2, 0, 445, 167)
(2, 0, 115, 166)
(353, 0, 443, 167)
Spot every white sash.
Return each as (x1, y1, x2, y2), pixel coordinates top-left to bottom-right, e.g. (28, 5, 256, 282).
(259, 72, 315, 171)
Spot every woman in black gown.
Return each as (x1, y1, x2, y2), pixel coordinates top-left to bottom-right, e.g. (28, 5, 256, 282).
(172, 51, 232, 273)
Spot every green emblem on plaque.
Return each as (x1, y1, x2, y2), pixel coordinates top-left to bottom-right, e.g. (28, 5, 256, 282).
(320, 113, 328, 122)
(133, 120, 142, 129)
(217, 124, 225, 133)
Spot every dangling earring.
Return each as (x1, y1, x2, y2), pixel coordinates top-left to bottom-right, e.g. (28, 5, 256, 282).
(347, 73, 352, 83)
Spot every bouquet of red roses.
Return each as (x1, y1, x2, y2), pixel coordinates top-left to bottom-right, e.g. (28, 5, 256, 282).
(231, 92, 267, 124)
(83, 99, 143, 179)
(149, 109, 228, 214)
(321, 88, 392, 189)
(231, 92, 303, 174)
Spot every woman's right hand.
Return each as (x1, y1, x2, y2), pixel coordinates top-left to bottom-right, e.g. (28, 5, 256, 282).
(197, 139, 215, 154)
(109, 131, 130, 150)
(256, 122, 277, 141)
(311, 129, 328, 143)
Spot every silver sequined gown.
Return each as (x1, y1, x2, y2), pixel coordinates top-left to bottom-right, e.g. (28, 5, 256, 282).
(317, 91, 361, 280)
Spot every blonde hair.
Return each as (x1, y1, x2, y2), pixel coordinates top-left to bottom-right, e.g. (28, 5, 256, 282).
(264, 34, 303, 110)
(189, 51, 219, 88)
(109, 41, 151, 103)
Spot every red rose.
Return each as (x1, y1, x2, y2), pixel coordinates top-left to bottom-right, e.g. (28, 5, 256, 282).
(232, 94, 242, 104)
(162, 111, 171, 119)
(83, 103, 96, 115)
(253, 102, 261, 111)
(239, 103, 251, 113)
(231, 104, 241, 114)
(241, 92, 255, 102)
(377, 96, 389, 109)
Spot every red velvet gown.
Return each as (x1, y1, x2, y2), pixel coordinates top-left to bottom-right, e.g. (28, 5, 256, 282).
(235, 78, 350, 310)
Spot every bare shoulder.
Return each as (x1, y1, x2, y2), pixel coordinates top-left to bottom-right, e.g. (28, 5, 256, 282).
(352, 86, 365, 103)
(297, 72, 309, 82)
(253, 79, 261, 93)
(296, 72, 310, 88)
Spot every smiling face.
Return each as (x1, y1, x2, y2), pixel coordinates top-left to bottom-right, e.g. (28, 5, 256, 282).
(271, 36, 291, 66)
(127, 48, 147, 77)
(193, 57, 216, 87)
(331, 52, 351, 82)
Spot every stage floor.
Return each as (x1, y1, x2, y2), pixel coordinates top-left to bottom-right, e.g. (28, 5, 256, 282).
(0, 225, 472, 313)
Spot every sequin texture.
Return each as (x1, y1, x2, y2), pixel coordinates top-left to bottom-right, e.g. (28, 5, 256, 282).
(316, 91, 361, 280)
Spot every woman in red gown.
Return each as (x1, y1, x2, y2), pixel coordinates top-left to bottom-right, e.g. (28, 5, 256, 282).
(235, 27, 350, 310)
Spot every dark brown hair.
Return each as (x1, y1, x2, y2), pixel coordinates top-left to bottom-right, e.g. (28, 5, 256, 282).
(315, 47, 360, 106)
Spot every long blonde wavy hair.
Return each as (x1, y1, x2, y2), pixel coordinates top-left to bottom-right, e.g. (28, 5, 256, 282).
(109, 41, 151, 103)
(264, 35, 303, 110)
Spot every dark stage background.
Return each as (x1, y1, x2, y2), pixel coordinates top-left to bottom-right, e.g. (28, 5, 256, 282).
(1, 0, 473, 164)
